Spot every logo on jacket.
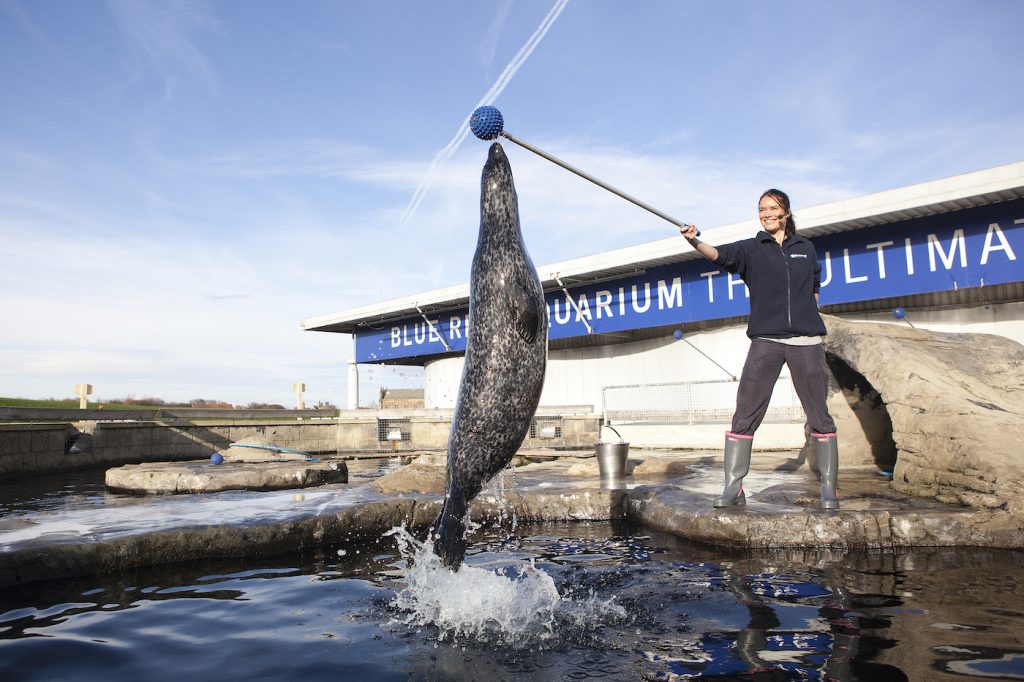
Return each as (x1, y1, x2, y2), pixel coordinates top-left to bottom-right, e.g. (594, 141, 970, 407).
(790, 253, 808, 259)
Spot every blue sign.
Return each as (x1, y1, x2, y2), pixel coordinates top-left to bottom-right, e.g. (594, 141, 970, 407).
(356, 198, 1023, 363)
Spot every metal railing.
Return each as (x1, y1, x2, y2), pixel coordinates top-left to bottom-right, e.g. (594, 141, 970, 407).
(0, 406, 336, 423)
(602, 377, 805, 425)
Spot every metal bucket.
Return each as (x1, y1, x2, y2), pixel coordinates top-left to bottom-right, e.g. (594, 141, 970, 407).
(596, 424, 629, 480)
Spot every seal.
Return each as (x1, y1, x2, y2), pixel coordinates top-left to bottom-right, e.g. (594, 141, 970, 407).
(427, 142, 548, 568)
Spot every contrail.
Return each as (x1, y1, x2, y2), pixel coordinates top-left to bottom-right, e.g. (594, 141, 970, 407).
(399, 0, 570, 227)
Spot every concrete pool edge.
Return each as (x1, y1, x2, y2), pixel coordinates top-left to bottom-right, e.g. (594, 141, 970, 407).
(3, 477, 1023, 590)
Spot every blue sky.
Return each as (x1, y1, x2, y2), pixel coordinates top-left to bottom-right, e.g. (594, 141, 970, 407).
(2, 0, 1022, 407)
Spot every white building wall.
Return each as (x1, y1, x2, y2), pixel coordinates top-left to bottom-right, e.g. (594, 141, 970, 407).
(539, 326, 750, 412)
(422, 303, 1024, 439)
(424, 325, 755, 412)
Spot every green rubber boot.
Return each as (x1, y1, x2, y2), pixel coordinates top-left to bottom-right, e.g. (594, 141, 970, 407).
(714, 433, 753, 507)
(814, 433, 840, 510)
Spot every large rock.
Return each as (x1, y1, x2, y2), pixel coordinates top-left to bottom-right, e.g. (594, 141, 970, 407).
(372, 462, 446, 494)
(822, 314, 1024, 512)
(105, 460, 348, 494)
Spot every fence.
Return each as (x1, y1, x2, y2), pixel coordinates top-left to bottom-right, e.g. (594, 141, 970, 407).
(375, 416, 567, 442)
(530, 415, 563, 439)
(602, 377, 805, 425)
(376, 418, 412, 442)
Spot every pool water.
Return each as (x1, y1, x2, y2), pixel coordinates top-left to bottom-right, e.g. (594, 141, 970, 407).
(0, 469, 112, 516)
(3, 520, 1023, 681)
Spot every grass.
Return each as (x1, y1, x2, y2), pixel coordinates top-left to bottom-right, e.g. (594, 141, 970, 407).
(0, 397, 163, 410)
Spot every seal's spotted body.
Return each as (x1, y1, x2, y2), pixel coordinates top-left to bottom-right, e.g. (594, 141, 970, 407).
(429, 142, 547, 568)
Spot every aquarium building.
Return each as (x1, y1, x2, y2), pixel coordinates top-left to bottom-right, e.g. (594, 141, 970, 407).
(302, 161, 1024, 446)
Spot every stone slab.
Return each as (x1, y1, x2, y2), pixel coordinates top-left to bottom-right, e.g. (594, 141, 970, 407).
(104, 460, 348, 494)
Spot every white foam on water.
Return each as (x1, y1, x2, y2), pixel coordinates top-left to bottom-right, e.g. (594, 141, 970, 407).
(385, 525, 626, 647)
(0, 482, 375, 549)
(0, 519, 93, 545)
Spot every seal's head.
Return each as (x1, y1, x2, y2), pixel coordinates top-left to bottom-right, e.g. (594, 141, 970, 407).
(484, 141, 510, 174)
(481, 142, 518, 227)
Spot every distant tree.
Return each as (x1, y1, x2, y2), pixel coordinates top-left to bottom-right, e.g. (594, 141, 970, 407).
(107, 395, 169, 406)
(189, 399, 233, 408)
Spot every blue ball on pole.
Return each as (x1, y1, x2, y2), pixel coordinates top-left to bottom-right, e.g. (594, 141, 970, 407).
(467, 105, 700, 238)
(210, 453, 224, 465)
(470, 106, 504, 141)
(673, 329, 683, 340)
(892, 307, 906, 319)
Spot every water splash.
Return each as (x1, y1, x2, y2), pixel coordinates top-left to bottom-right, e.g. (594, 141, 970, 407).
(485, 468, 518, 534)
(385, 525, 626, 647)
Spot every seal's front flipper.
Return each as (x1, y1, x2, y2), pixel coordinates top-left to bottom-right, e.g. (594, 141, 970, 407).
(509, 284, 542, 345)
(428, 496, 470, 569)
(432, 519, 468, 569)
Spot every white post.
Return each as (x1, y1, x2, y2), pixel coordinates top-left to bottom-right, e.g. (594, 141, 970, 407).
(75, 383, 93, 409)
(293, 382, 306, 410)
(347, 360, 359, 410)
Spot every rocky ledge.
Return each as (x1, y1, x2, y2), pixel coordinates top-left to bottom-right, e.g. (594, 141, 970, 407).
(5, 450, 1022, 590)
(105, 459, 348, 494)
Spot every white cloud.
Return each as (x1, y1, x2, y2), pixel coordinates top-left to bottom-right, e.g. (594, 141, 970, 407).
(479, 0, 515, 72)
(186, 140, 385, 181)
(106, 0, 221, 97)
